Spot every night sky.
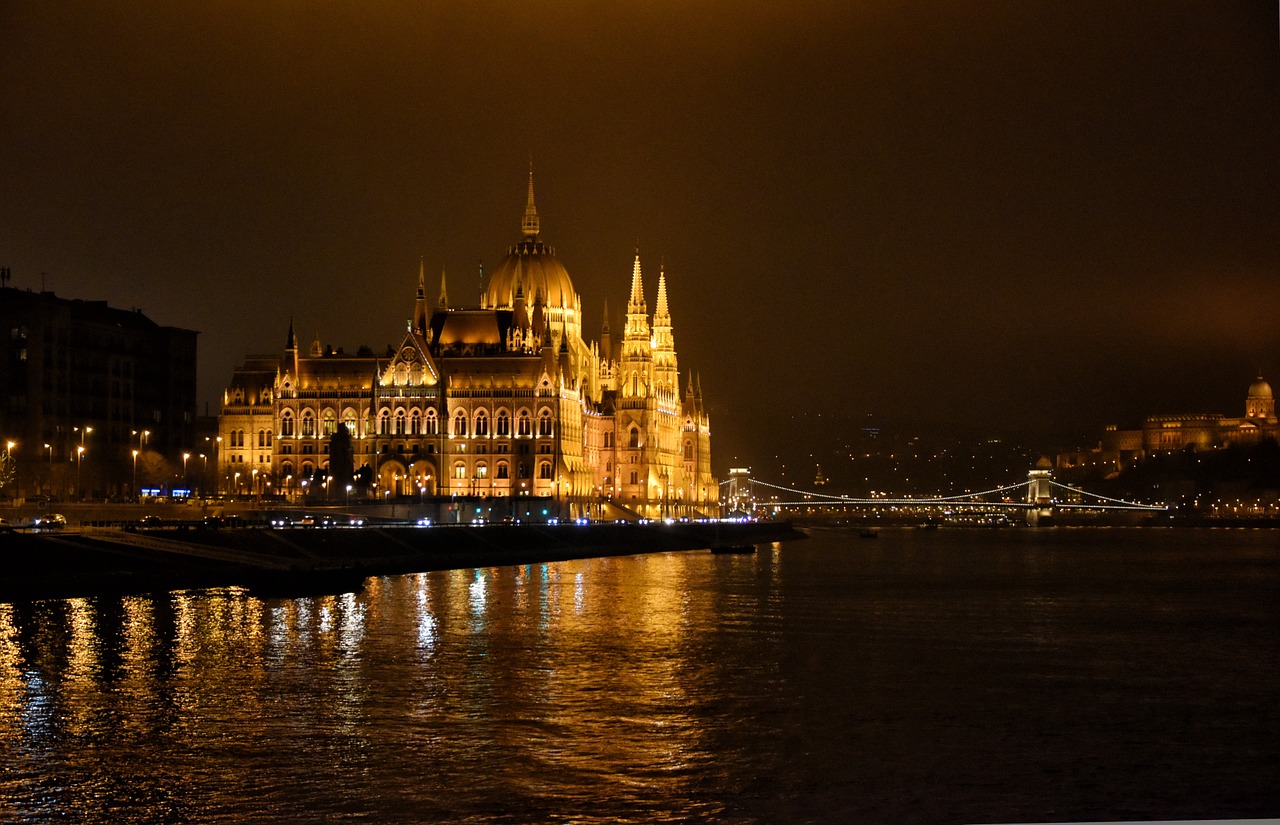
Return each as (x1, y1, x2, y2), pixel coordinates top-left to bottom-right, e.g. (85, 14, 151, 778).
(3, 2, 1277, 470)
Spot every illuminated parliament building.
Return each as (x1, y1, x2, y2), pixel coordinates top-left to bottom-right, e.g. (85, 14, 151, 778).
(218, 176, 716, 519)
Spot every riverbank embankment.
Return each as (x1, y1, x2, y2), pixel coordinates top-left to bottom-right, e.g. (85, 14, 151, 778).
(0, 520, 805, 602)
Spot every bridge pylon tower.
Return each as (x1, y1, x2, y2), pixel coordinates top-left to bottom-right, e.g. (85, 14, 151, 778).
(725, 467, 753, 516)
(1026, 456, 1054, 525)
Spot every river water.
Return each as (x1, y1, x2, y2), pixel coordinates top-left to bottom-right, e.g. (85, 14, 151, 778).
(0, 528, 1276, 824)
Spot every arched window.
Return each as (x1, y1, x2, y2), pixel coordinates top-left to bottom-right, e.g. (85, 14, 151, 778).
(395, 409, 406, 435)
(538, 409, 553, 437)
(474, 409, 489, 436)
(496, 462, 509, 480)
(425, 409, 439, 435)
(476, 462, 488, 479)
(322, 409, 337, 436)
(517, 409, 531, 436)
(301, 410, 316, 437)
(604, 431, 613, 448)
(454, 461, 467, 480)
(684, 440, 693, 459)
(454, 411, 468, 437)
(629, 427, 640, 449)
(378, 409, 390, 436)
(257, 429, 267, 448)
(280, 411, 295, 437)
(537, 461, 552, 480)
(410, 409, 422, 435)
(496, 409, 511, 436)
(343, 409, 357, 436)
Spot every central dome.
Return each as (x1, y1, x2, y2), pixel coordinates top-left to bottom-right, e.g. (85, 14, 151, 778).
(1248, 376, 1273, 399)
(482, 169, 577, 310)
(484, 238, 576, 310)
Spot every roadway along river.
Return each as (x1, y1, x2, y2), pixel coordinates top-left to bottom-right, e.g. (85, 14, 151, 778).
(0, 527, 1276, 823)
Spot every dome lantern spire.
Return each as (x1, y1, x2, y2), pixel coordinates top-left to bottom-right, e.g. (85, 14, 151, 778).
(521, 159, 540, 239)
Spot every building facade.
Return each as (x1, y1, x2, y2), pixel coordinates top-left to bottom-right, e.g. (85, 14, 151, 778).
(218, 177, 716, 519)
(0, 281, 198, 499)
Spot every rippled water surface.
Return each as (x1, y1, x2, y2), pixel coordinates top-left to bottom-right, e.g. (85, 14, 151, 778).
(1, 528, 1277, 823)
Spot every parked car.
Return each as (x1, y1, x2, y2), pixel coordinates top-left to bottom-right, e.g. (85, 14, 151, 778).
(34, 513, 67, 529)
(138, 515, 163, 527)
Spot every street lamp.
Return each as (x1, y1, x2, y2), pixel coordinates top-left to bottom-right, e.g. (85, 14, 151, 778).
(76, 446, 85, 499)
(182, 452, 190, 489)
(132, 449, 139, 500)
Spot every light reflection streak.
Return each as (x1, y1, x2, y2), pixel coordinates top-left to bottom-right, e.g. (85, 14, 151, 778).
(468, 568, 487, 622)
(416, 581, 437, 653)
(66, 598, 97, 686)
(337, 592, 365, 659)
(0, 604, 23, 742)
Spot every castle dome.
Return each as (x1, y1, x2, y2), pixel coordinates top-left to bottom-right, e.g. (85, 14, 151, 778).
(1247, 375, 1273, 400)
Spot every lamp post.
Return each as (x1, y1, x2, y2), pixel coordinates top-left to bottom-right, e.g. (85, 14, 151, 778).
(76, 446, 85, 500)
(182, 452, 190, 491)
(132, 449, 139, 500)
(199, 454, 207, 497)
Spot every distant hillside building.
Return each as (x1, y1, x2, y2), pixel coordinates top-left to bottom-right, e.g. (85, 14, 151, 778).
(1058, 375, 1278, 478)
(0, 281, 198, 498)
(218, 175, 717, 519)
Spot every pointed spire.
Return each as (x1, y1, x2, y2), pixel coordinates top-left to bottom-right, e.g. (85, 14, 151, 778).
(531, 285, 545, 336)
(438, 266, 449, 309)
(601, 299, 610, 332)
(286, 317, 297, 350)
(521, 158, 540, 238)
(655, 265, 670, 322)
(412, 257, 430, 334)
(627, 249, 646, 313)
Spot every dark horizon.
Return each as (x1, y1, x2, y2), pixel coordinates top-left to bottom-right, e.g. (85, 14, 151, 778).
(4, 2, 1278, 470)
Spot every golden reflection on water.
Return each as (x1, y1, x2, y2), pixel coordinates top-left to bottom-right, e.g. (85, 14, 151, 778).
(0, 551, 760, 818)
